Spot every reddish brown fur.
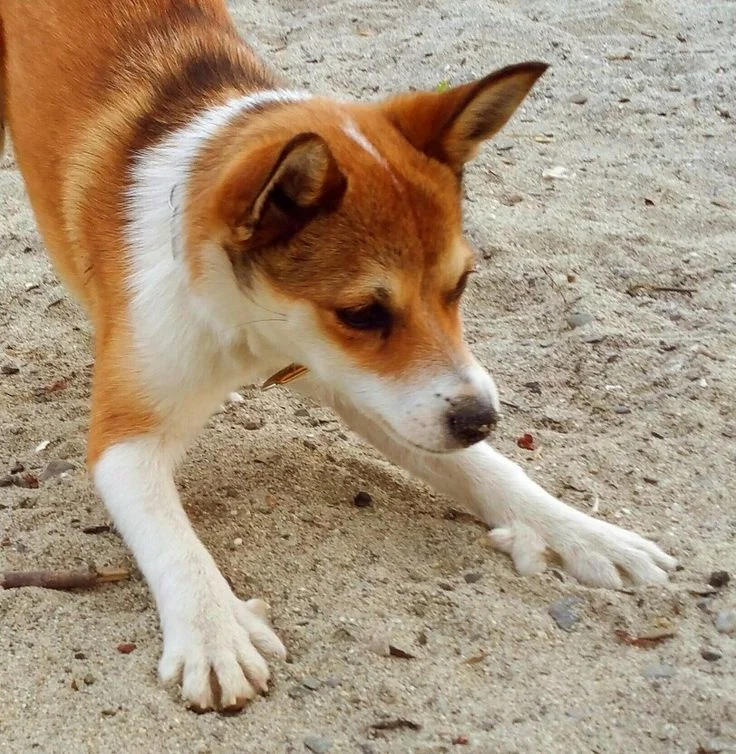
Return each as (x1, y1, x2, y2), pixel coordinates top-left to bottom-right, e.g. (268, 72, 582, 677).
(0, 0, 278, 461)
(0, 0, 545, 461)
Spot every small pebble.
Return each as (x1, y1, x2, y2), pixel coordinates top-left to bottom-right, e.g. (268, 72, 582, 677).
(464, 572, 482, 584)
(243, 418, 263, 430)
(548, 597, 584, 631)
(567, 311, 594, 329)
(615, 406, 632, 415)
(542, 165, 570, 180)
(708, 570, 730, 588)
(700, 646, 722, 662)
(288, 685, 307, 700)
(83, 673, 96, 686)
(500, 193, 523, 206)
(10, 461, 24, 474)
(40, 460, 75, 482)
(368, 634, 391, 657)
(570, 95, 588, 105)
(358, 746, 376, 754)
(353, 491, 373, 508)
(714, 609, 736, 634)
(643, 664, 676, 680)
(117, 642, 136, 654)
(303, 736, 331, 754)
(700, 738, 731, 753)
(582, 333, 606, 344)
(658, 723, 679, 741)
(1, 363, 20, 375)
(301, 676, 321, 691)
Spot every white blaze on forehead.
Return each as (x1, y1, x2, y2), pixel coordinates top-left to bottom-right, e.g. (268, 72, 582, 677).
(342, 118, 390, 169)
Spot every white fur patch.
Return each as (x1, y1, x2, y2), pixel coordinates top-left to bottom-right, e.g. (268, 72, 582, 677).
(342, 118, 389, 168)
(125, 90, 309, 421)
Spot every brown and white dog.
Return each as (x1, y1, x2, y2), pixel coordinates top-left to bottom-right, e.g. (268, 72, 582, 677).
(1, 0, 676, 712)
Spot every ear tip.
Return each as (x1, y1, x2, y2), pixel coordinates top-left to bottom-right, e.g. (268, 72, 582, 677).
(509, 60, 550, 79)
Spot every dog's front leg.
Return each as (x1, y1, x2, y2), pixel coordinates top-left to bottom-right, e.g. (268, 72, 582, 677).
(297, 382, 676, 588)
(91, 432, 285, 711)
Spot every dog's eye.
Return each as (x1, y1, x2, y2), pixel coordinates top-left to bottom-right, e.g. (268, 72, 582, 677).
(336, 303, 392, 332)
(448, 269, 475, 302)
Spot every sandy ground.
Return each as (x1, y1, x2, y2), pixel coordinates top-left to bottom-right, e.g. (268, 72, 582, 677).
(1, 1, 735, 752)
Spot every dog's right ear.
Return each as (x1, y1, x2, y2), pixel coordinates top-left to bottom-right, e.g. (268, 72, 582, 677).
(382, 62, 548, 176)
(215, 132, 347, 250)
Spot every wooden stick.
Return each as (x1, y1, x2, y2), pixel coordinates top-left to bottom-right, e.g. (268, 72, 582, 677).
(626, 283, 697, 296)
(0, 566, 130, 591)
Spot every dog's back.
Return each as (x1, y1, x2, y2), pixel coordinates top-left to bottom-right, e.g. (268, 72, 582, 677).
(0, 0, 270, 313)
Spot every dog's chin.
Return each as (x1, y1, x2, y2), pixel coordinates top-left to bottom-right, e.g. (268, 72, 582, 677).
(372, 414, 472, 455)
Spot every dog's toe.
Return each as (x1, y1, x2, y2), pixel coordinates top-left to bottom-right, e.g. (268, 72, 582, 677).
(158, 593, 284, 712)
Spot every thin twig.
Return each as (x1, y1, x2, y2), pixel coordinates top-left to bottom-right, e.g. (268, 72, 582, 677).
(541, 266, 569, 308)
(626, 283, 697, 297)
(0, 566, 130, 591)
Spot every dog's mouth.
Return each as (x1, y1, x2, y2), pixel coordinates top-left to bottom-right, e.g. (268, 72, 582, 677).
(371, 413, 465, 455)
(261, 362, 485, 455)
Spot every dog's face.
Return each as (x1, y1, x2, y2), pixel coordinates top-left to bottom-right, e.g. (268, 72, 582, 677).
(202, 63, 547, 452)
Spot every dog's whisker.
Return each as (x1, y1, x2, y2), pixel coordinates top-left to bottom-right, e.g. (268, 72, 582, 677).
(240, 289, 288, 319)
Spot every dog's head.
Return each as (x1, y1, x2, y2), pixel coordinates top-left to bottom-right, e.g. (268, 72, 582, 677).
(193, 62, 547, 452)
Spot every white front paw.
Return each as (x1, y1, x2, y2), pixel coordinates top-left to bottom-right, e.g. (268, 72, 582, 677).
(488, 513, 677, 589)
(158, 590, 286, 712)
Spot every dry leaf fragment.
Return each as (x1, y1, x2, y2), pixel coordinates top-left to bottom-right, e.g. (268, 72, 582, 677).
(516, 433, 535, 450)
(370, 718, 421, 732)
(388, 644, 415, 659)
(463, 651, 488, 665)
(614, 628, 676, 648)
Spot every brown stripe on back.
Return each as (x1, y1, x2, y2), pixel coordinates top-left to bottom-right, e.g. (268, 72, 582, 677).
(127, 46, 276, 154)
(104, 2, 281, 158)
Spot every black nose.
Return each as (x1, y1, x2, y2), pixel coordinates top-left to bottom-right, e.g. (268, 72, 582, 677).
(446, 397, 499, 446)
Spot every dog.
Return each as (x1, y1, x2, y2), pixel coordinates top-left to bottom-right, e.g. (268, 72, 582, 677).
(0, 0, 676, 712)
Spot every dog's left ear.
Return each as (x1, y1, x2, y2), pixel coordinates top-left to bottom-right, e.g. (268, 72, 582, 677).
(215, 132, 347, 249)
(382, 62, 548, 175)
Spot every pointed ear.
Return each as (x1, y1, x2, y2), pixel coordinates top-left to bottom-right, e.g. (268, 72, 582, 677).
(382, 62, 548, 174)
(216, 132, 347, 249)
